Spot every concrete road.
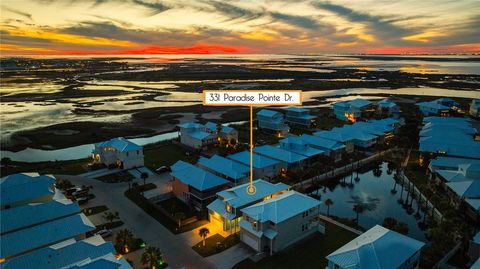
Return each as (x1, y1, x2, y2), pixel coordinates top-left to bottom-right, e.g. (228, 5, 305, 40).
(60, 174, 216, 269)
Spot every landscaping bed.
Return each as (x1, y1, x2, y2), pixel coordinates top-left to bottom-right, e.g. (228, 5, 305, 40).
(82, 205, 108, 216)
(233, 222, 357, 269)
(192, 233, 240, 257)
(97, 171, 134, 183)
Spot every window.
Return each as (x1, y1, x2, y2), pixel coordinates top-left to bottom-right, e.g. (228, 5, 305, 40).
(126, 152, 129, 157)
(301, 224, 305, 231)
(136, 150, 139, 155)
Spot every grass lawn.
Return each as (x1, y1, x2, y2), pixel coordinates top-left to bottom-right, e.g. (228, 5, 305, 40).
(97, 171, 134, 183)
(192, 233, 240, 257)
(82, 205, 108, 216)
(233, 222, 357, 269)
(144, 144, 198, 170)
(1, 158, 90, 176)
(124, 185, 207, 234)
(158, 197, 196, 219)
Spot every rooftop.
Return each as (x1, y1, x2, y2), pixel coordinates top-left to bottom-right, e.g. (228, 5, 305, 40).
(1, 197, 80, 235)
(177, 122, 205, 129)
(216, 179, 290, 208)
(171, 161, 229, 191)
(189, 130, 214, 140)
(326, 225, 425, 269)
(254, 145, 309, 164)
(241, 191, 320, 223)
(1, 213, 95, 259)
(299, 134, 345, 151)
(95, 137, 141, 152)
(2, 235, 119, 269)
(227, 151, 280, 169)
(257, 109, 281, 118)
(445, 180, 480, 198)
(348, 98, 372, 108)
(1, 173, 55, 207)
(198, 155, 250, 180)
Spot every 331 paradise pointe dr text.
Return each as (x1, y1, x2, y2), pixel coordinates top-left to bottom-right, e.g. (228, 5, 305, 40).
(203, 90, 302, 106)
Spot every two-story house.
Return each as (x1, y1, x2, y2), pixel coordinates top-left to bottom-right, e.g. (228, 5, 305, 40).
(219, 126, 239, 145)
(178, 122, 217, 149)
(326, 225, 425, 269)
(279, 137, 325, 165)
(170, 160, 230, 211)
(198, 155, 250, 186)
(92, 137, 144, 169)
(470, 99, 480, 118)
(299, 134, 346, 162)
(207, 180, 290, 234)
(283, 107, 317, 128)
(332, 101, 361, 122)
(254, 145, 309, 170)
(377, 98, 401, 118)
(257, 109, 289, 137)
(228, 151, 282, 180)
(239, 191, 321, 255)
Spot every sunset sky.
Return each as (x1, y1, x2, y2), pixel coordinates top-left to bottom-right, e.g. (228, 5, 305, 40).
(1, 0, 479, 55)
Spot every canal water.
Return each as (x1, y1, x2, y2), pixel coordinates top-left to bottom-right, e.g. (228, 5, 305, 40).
(316, 162, 427, 242)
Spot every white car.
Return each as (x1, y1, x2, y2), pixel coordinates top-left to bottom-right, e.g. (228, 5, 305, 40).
(96, 229, 112, 238)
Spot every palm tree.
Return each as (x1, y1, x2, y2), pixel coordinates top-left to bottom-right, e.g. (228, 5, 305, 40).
(141, 246, 164, 269)
(325, 199, 333, 216)
(103, 211, 120, 228)
(141, 172, 149, 195)
(353, 203, 364, 224)
(115, 228, 134, 254)
(198, 227, 210, 246)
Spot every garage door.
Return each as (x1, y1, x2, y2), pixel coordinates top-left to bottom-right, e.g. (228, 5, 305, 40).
(242, 231, 260, 251)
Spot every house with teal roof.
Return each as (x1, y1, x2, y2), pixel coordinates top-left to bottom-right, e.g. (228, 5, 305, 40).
(254, 145, 309, 169)
(227, 151, 282, 179)
(283, 107, 317, 128)
(92, 137, 144, 169)
(326, 225, 424, 269)
(170, 160, 229, 211)
(178, 122, 217, 149)
(257, 109, 289, 137)
(198, 155, 250, 185)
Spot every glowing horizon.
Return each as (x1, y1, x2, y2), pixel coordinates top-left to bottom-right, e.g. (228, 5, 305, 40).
(1, 0, 479, 55)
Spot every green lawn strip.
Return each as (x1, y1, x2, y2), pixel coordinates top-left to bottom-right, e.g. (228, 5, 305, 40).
(192, 233, 240, 257)
(1, 158, 90, 176)
(158, 197, 196, 219)
(233, 222, 357, 269)
(124, 185, 207, 234)
(143, 143, 198, 170)
(97, 171, 135, 183)
(82, 205, 108, 216)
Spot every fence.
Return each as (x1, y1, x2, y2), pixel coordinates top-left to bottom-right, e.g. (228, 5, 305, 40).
(293, 148, 395, 190)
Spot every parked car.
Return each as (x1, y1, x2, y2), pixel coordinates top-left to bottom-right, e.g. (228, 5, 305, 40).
(76, 197, 88, 205)
(96, 229, 112, 238)
(65, 187, 81, 196)
(156, 166, 171, 173)
(72, 188, 89, 198)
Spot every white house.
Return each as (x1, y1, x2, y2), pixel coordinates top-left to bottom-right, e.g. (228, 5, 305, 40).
(207, 180, 290, 234)
(239, 191, 321, 255)
(377, 98, 401, 118)
(178, 122, 217, 149)
(92, 137, 144, 169)
(219, 125, 239, 143)
(326, 225, 425, 269)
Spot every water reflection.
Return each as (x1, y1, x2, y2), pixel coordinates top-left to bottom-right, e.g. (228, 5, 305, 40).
(317, 162, 427, 241)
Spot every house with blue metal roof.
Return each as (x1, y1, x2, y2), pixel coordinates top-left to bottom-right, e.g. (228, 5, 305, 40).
(2, 235, 131, 269)
(299, 134, 346, 162)
(283, 107, 317, 128)
(239, 191, 321, 255)
(332, 98, 375, 122)
(1, 173, 55, 210)
(219, 125, 239, 145)
(279, 137, 325, 163)
(227, 151, 282, 179)
(92, 137, 144, 170)
(171, 160, 229, 211)
(254, 145, 309, 169)
(326, 225, 425, 269)
(377, 98, 401, 118)
(207, 179, 290, 234)
(417, 98, 459, 117)
(257, 109, 289, 137)
(198, 155, 250, 185)
(419, 117, 480, 159)
(177, 122, 217, 149)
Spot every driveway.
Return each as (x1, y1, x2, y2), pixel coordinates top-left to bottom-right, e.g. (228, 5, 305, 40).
(59, 174, 216, 269)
